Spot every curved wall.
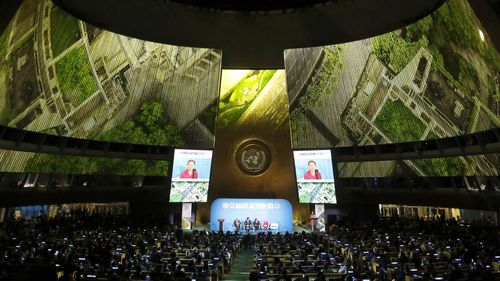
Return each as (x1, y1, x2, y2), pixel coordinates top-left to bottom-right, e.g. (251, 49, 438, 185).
(284, 0, 500, 177)
(1, 0, 499, 179)
(52, 0, 445, 68)
(0, 0, 221, 174)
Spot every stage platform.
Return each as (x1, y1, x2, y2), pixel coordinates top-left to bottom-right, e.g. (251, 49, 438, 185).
(189, 223, 312, 233)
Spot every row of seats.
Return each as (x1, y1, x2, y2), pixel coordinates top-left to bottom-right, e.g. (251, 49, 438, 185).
(250, 217, 500, 281)
(0, 211, 240, 281)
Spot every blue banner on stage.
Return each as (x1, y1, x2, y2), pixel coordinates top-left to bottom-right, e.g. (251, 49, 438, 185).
(210, 198, 293, 233)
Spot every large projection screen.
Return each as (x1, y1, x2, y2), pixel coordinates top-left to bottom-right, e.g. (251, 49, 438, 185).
(0, 0, 221, 175)
(284, 0, 500, 178)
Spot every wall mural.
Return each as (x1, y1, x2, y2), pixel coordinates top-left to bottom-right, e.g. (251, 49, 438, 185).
(284, 0, 500, 177)
(1, 0, 499, 179)
(0, 0, 221, 175)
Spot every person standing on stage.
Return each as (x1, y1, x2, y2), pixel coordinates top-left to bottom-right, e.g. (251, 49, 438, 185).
(253, 218, 260, 232)
(244, 217, 252, 233)
(233, 218, 241, 233)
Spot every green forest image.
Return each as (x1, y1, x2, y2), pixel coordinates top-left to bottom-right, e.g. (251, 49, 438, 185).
(289, 46, 343, 139)
(0, 0, 222, 175)
(285, 0, 500, 177)
(217, 70, 276, 128)
(24, 102, 184, 175)
(55, 47, 98, 108)
(413, 157, 465, 177)
(374, 99, 426, 143)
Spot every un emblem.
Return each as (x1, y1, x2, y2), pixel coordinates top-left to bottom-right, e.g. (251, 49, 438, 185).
(235, 139, 272, 175)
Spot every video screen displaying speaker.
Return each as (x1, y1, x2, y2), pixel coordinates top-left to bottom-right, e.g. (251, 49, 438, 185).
(293, 149, 336, 204)
(169, 149, 213, 202)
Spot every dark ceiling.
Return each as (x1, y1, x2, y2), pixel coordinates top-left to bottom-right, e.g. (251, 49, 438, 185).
(0, 0, 22, 38)
(167, 0, 330, 12)
(51, 0, 445, 68)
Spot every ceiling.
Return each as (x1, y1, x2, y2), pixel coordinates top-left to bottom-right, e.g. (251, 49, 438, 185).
(0, 0, 22, 38)
(51, 0, 445, 68)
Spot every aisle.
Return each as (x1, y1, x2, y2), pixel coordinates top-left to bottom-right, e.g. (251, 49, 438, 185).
(224, 248, 254, 281)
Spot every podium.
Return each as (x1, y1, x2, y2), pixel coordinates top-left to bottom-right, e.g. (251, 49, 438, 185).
(217, 219, 225, 232)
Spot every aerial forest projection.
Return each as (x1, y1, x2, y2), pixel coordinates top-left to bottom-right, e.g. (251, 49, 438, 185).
(284, 0, 500, 177)
(0, 0, 222, 175)
(217, 70, 279, 128)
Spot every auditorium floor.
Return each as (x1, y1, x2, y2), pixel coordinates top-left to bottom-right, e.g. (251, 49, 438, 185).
(224, 249, 254, 281)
